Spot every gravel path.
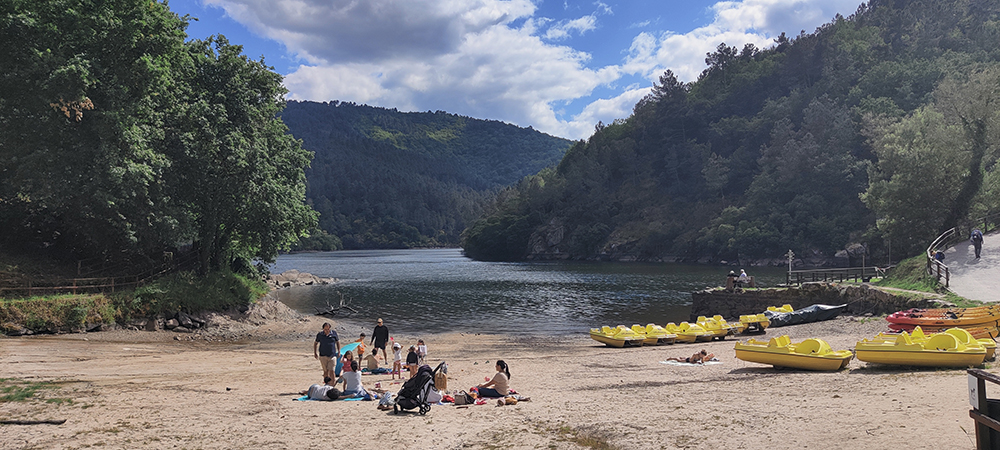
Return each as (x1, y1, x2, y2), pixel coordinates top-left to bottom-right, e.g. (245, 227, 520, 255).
(943, 230, 1000, 302)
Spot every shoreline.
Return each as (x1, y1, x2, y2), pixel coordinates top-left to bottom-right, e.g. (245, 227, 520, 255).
(1, 302, 992, 449)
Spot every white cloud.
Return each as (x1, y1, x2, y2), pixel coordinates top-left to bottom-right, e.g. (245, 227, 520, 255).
(562, 87, 651, 139)
(624, 0, 862, 83)
(204, 0, 536, 63)
(208, 0, 863, 140)
(284, 20, 620, 138)
(544, 15, 598, 41)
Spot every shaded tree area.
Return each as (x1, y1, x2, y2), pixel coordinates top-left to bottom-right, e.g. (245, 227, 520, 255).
(0, 0, 315, 276)
(279, 101, 572, 249)
(464, 0, 1000, 263)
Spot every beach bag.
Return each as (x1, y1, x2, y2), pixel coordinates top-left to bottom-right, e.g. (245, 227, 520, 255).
(454, 390, 471, 405)
(426, 387, 443, 404)
(434, 371, 448, 391)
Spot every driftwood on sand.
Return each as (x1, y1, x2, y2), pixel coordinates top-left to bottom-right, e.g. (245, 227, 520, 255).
(314, 292, 357, 317)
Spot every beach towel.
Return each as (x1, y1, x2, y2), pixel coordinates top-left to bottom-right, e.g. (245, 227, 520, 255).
(294, 395, 314, 401)
(660, 360, 723, 367)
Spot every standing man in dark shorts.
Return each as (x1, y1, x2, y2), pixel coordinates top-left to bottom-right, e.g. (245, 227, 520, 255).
(371, 318, 390, 364)
(314, 322, 340, 380)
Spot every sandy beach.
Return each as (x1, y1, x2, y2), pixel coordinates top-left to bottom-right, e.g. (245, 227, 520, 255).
(0, 301, 990, 450)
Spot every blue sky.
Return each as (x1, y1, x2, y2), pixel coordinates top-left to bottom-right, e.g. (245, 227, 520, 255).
(169, 0, 864, 140)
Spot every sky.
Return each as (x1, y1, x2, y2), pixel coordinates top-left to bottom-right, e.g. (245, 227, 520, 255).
(169, 0, 865, 140)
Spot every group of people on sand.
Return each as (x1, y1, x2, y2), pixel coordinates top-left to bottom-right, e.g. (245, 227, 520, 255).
(305, 319, 514, 403)
(305, 319, 438, 401)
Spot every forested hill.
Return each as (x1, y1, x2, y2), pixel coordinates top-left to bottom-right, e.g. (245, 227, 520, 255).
(280, 101, 572, 249)
(462, 0, 1000, 264)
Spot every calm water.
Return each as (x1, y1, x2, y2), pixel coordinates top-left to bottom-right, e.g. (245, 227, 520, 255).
(269, 249, 787, 336)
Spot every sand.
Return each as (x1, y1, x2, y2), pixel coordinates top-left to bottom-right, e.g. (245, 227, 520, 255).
(0, 303, 991, 450)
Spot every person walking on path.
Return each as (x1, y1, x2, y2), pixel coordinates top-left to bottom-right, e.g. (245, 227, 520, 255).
(972, 229, 984, 259)
(371, 318, 390, 364)
(313, 322, 340, 380)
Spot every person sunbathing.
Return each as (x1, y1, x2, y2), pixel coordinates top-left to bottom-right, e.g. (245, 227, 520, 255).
(665, 349, 715, 364)
(298, 377, 342, 400)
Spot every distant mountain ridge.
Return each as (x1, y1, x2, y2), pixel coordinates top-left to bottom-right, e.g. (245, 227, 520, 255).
(279, 100, 572, 249)
(461, 0, 1000, 264)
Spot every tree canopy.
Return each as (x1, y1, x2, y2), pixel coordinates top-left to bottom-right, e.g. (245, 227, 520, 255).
(0, 0, 315, 275)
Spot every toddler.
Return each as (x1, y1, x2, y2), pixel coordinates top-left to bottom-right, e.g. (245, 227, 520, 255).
(417, 339, 427, 365)
(341, 350, 355, 373)
(392, 342, 403, 379)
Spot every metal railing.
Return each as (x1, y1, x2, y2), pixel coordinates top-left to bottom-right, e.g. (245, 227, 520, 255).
(926, 227, 956, 287)
(923, 211, 1000, 288)
(786, 266, 882, 285)
(0, 251, 200, 297)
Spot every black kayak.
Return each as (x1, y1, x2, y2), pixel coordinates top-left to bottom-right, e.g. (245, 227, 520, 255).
(764, 304, 848, 328)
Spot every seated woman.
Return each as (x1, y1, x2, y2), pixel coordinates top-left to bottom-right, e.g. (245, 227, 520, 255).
(338, 361, 367, 398)
(665, 350, 715, 364)
(475, 360, 510, 398)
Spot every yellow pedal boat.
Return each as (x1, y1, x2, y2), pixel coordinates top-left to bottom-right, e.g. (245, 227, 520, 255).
(734, 335, 853, 371)
(630, 324, 677, 345)
(855, 329, 987, 367)
(736, 314, 770, 333)
(664, 322, 714, 343)
(696, 315, 739, 340)
(767, 304, 794, 313)
(590, 325, 646, 348)
(870, 327, 996, 361)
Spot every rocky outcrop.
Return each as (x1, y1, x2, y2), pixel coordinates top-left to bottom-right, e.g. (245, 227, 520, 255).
(267, 270, 337, 290)
(690, 282, 951, 321)
(526, 218, 570, 260)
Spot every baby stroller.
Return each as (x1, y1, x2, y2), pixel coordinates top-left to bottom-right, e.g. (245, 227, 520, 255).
(393, 362, 445, 415)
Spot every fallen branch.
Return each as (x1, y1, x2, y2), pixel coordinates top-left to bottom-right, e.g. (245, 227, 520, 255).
(0, 419, 67, 425)
(315, 292, 357, 316)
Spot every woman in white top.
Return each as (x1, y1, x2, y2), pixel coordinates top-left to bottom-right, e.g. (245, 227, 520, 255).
(475, 360, 510, 397)
(338, 360, 366, 397)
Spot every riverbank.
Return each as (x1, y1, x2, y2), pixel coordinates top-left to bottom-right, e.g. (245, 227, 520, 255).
(0, 301, 989, 450)
(690, 282, 953, 320)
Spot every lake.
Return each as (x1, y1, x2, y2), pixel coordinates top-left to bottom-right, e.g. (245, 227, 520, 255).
(269, 249, 788, 336)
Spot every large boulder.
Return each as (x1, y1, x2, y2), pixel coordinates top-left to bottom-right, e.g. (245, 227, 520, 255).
(177, 311, 195, 329)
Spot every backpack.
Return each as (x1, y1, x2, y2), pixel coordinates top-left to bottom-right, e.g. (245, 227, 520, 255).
(972, 230, 984, 242)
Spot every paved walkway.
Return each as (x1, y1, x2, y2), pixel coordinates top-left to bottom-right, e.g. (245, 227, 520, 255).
(943, 230, 1000, 302)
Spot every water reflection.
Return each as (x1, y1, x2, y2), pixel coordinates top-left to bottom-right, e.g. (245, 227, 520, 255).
(270, 249, 787, 336)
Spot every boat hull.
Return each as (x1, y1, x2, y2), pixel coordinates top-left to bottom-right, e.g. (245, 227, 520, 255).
(854, 349, 985, 367)
(734, 348, 852, 371)
(642, 336, 677, 345)
(590, 332, 644, 348)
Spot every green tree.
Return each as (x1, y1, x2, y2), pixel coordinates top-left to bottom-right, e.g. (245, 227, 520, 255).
(863, 69, 1000, 255)
(0, 0, 188, 262)
(861, 107, 968, 254)
(166, 37, 316, 274)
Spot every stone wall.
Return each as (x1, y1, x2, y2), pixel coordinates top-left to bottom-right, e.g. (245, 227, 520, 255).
(690, 282, 951, 321)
